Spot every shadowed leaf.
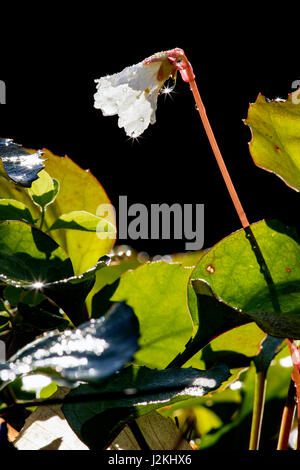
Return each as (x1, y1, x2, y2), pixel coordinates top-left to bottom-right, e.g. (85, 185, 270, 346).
(63, 363, 230, 449)
(0, 199, 35, 224)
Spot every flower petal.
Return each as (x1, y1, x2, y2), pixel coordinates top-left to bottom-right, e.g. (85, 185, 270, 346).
(94, 60, 165, 137)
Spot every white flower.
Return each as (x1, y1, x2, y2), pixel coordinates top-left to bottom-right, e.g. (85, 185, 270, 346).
(94, 50, 180, 138)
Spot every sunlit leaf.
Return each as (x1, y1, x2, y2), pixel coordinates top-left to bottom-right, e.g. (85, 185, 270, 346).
(191, 220, 300, 338)
(49, 210, 116, 235)
(245, 93, 300, 192)
(0, 148, 116, 274)
(87, 246, 140, 314)
(109, 262, 194, 368)
(28, 170, 59, 209)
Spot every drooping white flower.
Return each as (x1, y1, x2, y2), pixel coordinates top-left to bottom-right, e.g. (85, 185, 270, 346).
(94, 50, 184, 138)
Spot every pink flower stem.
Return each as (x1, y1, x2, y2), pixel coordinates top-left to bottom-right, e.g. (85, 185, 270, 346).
(277, 377, 296, 450)
(287, 338, 300, 449)
(176, 52, 250, 229)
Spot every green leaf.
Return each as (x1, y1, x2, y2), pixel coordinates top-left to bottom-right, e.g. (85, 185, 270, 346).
(49, 210, 116, 234)
(95, 260, 264, 384)
(161, 278, 264, 388)
(183, 322, 266, 389)
(253, 334, 284, 374)
(28, 170, 59, 209)
(87, 247, 141, 315)
(0, 148, 116, 274)
(191, 219, 300, 338)
(0, 138, 44, 187)
(17, 303, 70, 332)
(0, 220, 72, 287)
(62, 363, 230, 449)
(245, 93, 300, 192)
(198, 346, 292, 449)
(109, 262, 194, 368)
(0, 298, 10, 313)
(0, 199, 35, 224)
(0, 221, 110, 324)
(0, 302, 139, 391)
(170, 250, 204, 267)
(39, 256, 110, 325)
(183, 280, 251, 357)
(3, 285, 45, 307)
(0, 313, 10, 330)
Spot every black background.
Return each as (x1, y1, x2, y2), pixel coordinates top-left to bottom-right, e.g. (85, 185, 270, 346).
(0, 10, 299, 256)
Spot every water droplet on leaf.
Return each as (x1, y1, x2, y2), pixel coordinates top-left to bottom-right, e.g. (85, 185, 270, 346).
(206, 265, 215, 274)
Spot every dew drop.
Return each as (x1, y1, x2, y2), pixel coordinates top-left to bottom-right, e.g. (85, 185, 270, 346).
(31, 281, 44, 290)
(206, 265, 215, 274)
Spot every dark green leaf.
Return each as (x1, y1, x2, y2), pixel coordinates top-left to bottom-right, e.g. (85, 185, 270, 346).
(3, 285, 45, 307)
(0, 220, 110, 324)
(0, 220, 72, 287)
(0, 313, 10, 329)
(174, 280, 251, 369)
(253, 335, 284, 374)
(0, 302, 140, 390)
(0, 199, 34, 224)
(62, 363, 230, 449)
(18, 303, 70, 332)
(38, 256, 110, 325)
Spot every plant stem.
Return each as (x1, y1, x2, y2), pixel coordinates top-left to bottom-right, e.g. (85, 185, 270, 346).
(249, 371, 267, 450)
(127, 421, 150, 450)
(39, 206, 45, 230)
(277, 378, 296, 450)
(287, 338, 300, 450)
(183, 64, 249, 229)
(179, 56, 271, 451)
